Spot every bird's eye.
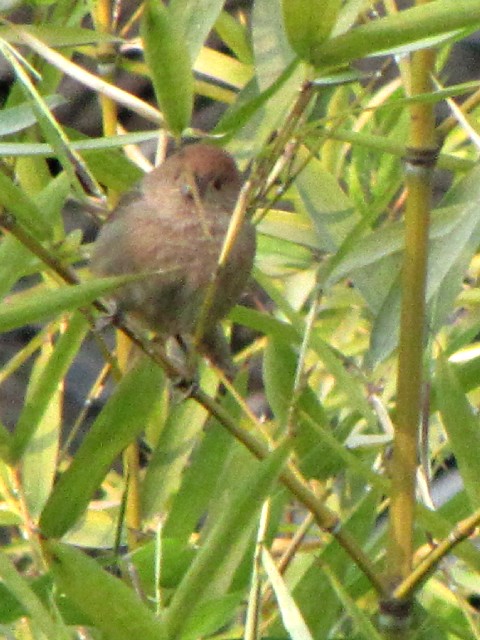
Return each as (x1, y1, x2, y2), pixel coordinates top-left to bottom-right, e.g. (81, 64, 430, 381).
(180, 183, 194, 199)
(212, 177, 224, 190)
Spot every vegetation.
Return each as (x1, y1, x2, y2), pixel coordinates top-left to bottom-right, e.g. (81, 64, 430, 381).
(1, 0, 480, 638)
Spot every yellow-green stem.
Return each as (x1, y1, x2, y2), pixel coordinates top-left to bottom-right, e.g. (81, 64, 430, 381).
(394, 509, 480, 600)
(388, 169, 430, 578)
(387, 42, 437, 595)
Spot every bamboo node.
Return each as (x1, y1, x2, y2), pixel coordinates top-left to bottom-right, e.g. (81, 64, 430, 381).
(404, 146, 440, 169)
(378, 596, 413, 631)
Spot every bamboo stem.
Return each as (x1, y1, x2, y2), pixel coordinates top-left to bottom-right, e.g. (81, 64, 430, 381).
(394, 509, 480, 600)
(384, 31, 438, 629)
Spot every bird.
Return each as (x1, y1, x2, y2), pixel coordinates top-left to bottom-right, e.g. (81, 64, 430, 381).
(91, 143, 256, 375)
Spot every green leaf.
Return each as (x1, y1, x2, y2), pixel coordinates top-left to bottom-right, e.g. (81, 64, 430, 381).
(0, 171, 51, 240)
(39, 358, 164, 537)
(267, 490, 380, 638)
(436, 355, 480, 510)
(231, 306, 298, 342)
(214, 60, 298, 138)
(141, 0, 194, 135)
(256, 271, 377, 429)
(0, 274, 146, 335)
(162, 373, 249, 542)
(326, 204, 471, 287)
(35, 172, 70, 240)
(262, 547, 314, 640)
(252, 0, 296, 90)
(417, 582, 469, 640)
(0, 234, 38, 301)
(126, 537, 196, 594)
(263, 338, 345, 479)
(81, 145, 144, 192)
(0, 131, 161, 159)
(258, 208, 321, 251)
(46, 541, 167, 640)
(310, 0, 480, 69)
(319, 562, 383, 640)
(164, 443, 291, 640)
(282, 0, 341, 62)
(0, 573, 89, 626)
(181, 592, 245, 640)
(195, 46, 252, 89)
(17, 312, 88, 494)
(214, 10, 253, 64)
(0, 26, 120, 47)
(170, 0, 224, 61)
(294, 149, 360, 252)
(62, 507, 120, 549)
(141, 365, 218, 519)
(0, 550, 69, 639)
(367, 275, 401, 368)
(0, 94, 65, 136)
(369, 200, 480, 364)
(221, 0, 302, 156)
(0, 41, 99, 200)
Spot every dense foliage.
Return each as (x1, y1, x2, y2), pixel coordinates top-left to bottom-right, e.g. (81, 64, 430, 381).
(1, 0, 480, 638)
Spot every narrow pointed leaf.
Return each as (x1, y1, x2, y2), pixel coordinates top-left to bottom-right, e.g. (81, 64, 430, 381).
(39, 358, 164, 537)
(165, 443, 291, 639)
(0, 550, 68, 638)
(436, 356, 480, 509)
(141, 0, 193, 135)
(263, 547, 314, 640)
(46, 541, 166, 640)
(14, 312, 88, 466)
(170, 0, 224, 61)
(282, 0, 341, 61)
(0, 274, 147, 334)
(311, 0, 480, 68)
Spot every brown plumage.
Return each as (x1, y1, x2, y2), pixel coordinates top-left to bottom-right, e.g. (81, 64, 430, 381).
(91, 143, 256, 372)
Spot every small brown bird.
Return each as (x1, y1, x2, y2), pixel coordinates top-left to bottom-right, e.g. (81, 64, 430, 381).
(91, 143, 256, 374)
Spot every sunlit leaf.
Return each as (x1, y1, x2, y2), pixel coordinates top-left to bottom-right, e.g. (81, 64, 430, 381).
(46, 541, 167, 640)
(282, 0, 341, 62)
(142, 0, 193, 135)
(436, 356, 480, 509)
(39, 358, 164, 537)
(311, 0, 480, 68)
